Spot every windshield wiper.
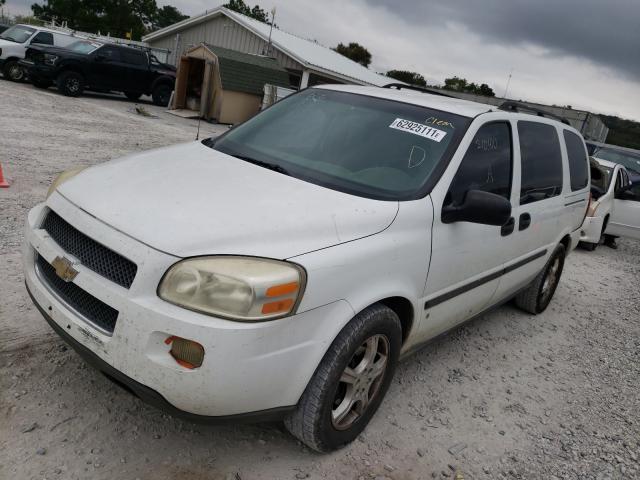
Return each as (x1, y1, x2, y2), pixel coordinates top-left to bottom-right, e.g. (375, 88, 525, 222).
(233, 155, 290, 176)
(1, 36, 19, 42)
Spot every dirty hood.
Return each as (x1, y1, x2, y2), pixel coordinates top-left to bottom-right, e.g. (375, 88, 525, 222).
(58, 141, 398, 259)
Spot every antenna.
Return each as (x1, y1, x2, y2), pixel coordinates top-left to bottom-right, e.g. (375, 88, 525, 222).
(266, 7, 276, 56)
(503, 68, 513, 98)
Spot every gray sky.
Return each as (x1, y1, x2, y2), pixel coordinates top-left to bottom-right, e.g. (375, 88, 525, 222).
(5, 0, 639, 120)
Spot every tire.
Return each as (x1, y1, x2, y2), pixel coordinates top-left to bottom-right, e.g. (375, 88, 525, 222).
(514, 244, 566, 314)
(125, 91, 142, 101)
(57, 70, 84, 97)
(284, 304, 402, 452)
(32, 78, 53, 89)
(3, 60, 25, 82)
(151, 83, 172, 106)
(579, 241, 597, 251)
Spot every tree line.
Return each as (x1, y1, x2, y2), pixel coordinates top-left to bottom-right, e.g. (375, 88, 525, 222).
(26, 0, 187, 40)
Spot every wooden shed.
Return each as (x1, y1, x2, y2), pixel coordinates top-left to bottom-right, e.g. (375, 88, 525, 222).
(171, 43, 290, 124)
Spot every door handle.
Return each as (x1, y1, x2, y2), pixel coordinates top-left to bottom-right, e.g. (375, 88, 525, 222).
(501, 217, 515, 236)
(519, 213, 531, 231)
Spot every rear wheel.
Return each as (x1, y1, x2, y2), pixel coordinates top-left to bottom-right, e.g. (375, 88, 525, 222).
(151, 83, 172, 106)
(57, 71, 84, 97)
(125, 91, 142, 101)
(284, 304, 401, 452)
(514, 244, 566, 314)
(3, 60, 25, 82)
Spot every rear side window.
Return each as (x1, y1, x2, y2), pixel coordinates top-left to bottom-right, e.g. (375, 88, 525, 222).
(518, 121, 563, 205)
(564, 131, 589, 191)
(446, 122, 512, 205)
(121, 49, 147, 65)
(31, 32, 54, 45)
(97, 46, 121, 61)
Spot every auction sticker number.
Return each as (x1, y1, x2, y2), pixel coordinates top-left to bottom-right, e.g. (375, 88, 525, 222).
(389, 118, 447, 142)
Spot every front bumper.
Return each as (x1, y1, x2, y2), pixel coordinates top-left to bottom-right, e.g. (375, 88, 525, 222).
(19, 59, 56, 81)
(24, 195, 354, 418)
(579, 215, 604, 245)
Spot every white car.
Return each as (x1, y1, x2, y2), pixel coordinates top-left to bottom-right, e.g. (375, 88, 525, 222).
(0, 24, 78, 81)
(580, 158, 640, 250)
(24, 85, 590, 451)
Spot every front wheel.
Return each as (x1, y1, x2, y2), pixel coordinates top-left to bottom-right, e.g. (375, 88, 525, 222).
(3, 60, 25, 82)
(151, 83, 172, 106)
(57, 71, 84, 97)
(284, 304, 401, 452)
(514, 244, 566, 314)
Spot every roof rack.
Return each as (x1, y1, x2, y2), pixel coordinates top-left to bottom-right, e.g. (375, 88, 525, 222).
(498, 101, 571, 125)
(382, 83, 454, 98)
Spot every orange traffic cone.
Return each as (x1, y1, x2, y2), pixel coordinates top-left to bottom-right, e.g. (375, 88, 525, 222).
(0, 162, 9, 188)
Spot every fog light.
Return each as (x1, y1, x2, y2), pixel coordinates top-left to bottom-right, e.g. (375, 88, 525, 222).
(164, 336, 205, 369)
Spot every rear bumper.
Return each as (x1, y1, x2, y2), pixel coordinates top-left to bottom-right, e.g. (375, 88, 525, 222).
(26, 282, 294, 424)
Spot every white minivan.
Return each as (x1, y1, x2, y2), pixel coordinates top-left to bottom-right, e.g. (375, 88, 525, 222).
(580, 158, 640, 250)
(24, 85, 590, 451)
(0, 24, 78, 81)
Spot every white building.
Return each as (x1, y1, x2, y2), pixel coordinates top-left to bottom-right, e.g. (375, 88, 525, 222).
(142, 6, 392, 89)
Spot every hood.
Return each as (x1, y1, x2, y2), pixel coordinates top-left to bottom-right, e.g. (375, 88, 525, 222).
(58, 142, 398, 259)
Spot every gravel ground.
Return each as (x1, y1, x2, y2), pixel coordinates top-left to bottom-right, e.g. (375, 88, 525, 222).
(1, 80, 639, 480)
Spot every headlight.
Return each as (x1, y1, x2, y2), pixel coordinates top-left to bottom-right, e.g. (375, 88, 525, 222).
(158, 256, 306, 321)
(43, 53, 58, 65)
(46, 166, 87, 199)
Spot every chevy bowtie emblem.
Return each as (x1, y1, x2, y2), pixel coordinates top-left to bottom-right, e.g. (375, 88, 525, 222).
(51, 256, 79, 282)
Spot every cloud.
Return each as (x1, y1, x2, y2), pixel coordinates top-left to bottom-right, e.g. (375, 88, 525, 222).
(366, 0, 640, 81)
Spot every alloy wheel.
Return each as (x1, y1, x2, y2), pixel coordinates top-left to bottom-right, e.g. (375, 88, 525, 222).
(540, 257, 561, 305)
(8, 64, 24, 81)
(332, 334, 389, 430)
(67, 78, 80, 93)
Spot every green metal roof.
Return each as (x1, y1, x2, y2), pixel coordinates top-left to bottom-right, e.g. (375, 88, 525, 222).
(205, 44, 290, 95)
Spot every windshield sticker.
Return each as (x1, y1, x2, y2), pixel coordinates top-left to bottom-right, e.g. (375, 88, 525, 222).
(389, 118, 447, 142)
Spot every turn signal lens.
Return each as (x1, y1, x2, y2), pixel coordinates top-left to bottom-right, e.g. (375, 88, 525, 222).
(165, 336, 205, 369)
(262, 298, 294, 314)
(586, 197, 599, 217)
(266, 282, 299, 297)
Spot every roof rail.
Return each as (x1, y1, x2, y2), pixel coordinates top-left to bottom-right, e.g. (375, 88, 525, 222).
(382, 83, 454, 98)
(499, 101, 571, 125)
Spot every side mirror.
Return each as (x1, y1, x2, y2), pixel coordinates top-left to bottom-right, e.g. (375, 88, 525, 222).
(442, 190, 512, 226)
(95, 54, 106, 62)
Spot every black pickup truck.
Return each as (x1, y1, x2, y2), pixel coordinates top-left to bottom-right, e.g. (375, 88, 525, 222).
(21, 40, 176, 105)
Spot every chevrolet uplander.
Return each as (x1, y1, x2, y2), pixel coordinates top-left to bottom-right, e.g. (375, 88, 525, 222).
(24, 84, 590, 451)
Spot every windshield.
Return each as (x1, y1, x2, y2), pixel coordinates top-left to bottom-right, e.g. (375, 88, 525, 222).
(0, 25, 36, 43)
(209, 88, 469, 200)
(67, 40, 101, 54)
(593, 147, 640, 175)
(591, 160, 613, 194)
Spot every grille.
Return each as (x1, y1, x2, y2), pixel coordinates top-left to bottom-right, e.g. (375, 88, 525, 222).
(41, 210, 137, 289)
(36, 254, 119, 334)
